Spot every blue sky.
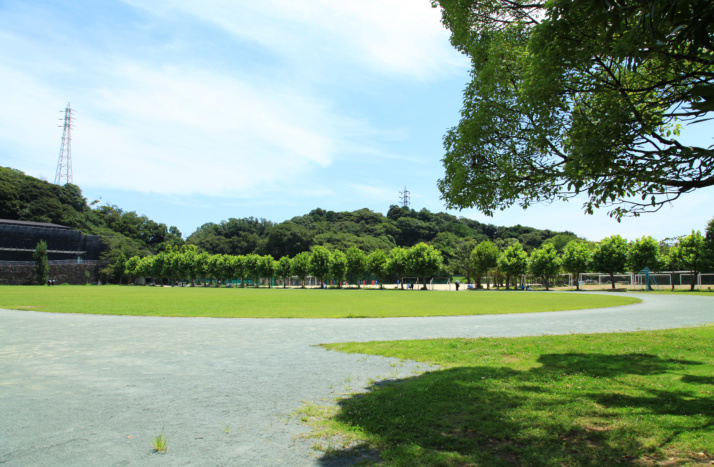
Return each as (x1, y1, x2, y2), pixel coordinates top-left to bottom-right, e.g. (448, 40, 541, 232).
(2, 0, 712, 241)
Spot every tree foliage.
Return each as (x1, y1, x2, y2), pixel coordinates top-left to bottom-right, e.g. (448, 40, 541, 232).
(405, 243, 444, 289)
(309, 246, 332, 285)
(561, 241, 591, 290)
(628, 236, 663, 273)
(367, 249, 388, 288)
(345, 246, 367, 288)
(674, 230, 707, 290)
(529, 244, 562, 290)
(244, 254, 261, 287)
(291, 252, 311, 287)
(330, 250, 348, 287)
(257, 255, 275, 287)
(471, 240, 499, 288)
(275, 256, 292, 288)
(433, 0, 714, 220)
(498, 242, 528, 289)
(591, 235, 629, 288)
(184, 204, 568, 258)
(33, 240, 49, 285)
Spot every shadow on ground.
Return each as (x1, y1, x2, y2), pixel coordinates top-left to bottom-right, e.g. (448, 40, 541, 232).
(317, 353, 712, 466)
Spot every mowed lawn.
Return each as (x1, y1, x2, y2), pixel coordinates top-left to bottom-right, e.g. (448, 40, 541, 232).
(0, 286, 640, 318)
(304, 326, 714, 465)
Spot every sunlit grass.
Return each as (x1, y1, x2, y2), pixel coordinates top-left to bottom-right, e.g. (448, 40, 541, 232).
(310, 326, 714, 465)
(0, 285, 639, 318)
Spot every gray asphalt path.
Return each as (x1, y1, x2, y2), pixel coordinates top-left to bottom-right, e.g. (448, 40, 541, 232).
(0, 292, 712, 466)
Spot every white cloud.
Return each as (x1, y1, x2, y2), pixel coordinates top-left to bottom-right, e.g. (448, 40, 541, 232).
(121, 0, 466, 79)
(0, 0, 467, 199)
(66, 63, 374, 196)
(0, 66, 65, 176)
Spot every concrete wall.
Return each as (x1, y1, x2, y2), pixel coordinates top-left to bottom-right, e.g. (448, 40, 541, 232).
(0, 263, 102, 285)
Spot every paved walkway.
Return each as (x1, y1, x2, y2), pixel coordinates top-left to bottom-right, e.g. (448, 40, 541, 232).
(0, 292, 712, 466)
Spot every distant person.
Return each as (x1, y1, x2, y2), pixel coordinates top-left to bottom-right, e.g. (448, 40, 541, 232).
(455, 280, 460, 291)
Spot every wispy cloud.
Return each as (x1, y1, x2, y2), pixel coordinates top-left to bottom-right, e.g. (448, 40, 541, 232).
(0, 0, 465, 200)
(72, 62, 376, 195)
(120, 0, 465, 79)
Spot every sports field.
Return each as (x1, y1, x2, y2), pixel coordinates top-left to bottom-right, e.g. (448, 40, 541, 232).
(0, 285, 640, 318)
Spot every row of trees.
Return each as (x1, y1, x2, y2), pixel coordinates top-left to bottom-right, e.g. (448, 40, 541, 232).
(117, 226, 714, 291)
(121, 243, 445, 290)
(468, 230, 714, 291)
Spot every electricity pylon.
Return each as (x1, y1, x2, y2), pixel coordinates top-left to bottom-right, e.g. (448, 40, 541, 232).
(54, 103, 73, 185)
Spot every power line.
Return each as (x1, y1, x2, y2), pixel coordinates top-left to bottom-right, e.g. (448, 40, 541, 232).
(54, 103, 73, 185)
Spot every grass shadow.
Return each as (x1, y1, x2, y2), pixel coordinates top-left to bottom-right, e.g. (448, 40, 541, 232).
(316, 352, 711, 466)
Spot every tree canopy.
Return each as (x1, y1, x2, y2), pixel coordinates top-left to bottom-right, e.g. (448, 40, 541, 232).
(498, 242, 528, 289)
(529, 244, 562, 290)
(561, 241, 592, 290)
(591, 235, 629, 288)
(433, 0, 714, 220)
(673, 230, 708, 290)
(33, 240, 49, 285)
(471, 240, 499, 288)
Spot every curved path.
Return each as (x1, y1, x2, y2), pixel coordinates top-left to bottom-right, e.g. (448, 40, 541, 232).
(1, 292, 712, 466)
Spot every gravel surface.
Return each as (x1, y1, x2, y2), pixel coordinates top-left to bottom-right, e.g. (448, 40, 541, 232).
(1, 292, 712, 466)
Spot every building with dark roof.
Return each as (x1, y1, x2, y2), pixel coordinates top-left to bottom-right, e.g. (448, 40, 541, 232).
(0, 219, 104, 262)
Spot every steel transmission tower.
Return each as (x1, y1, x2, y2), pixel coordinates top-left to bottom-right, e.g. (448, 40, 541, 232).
(54, 103, 73, 185)
(399, 186, 410, 208)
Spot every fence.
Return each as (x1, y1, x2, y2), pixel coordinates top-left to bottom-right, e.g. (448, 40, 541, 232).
(0, 259, 105, 266)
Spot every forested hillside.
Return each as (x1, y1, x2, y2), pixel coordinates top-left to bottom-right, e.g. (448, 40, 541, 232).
(0, 167, 184, 260)
(2, 166, 576, 270)
(188, 205, 576, 260)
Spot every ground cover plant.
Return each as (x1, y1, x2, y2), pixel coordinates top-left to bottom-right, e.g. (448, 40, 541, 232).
(0, 286, 639, 318)
(150, 429, 168, 453)
(307, 326, 714, 465)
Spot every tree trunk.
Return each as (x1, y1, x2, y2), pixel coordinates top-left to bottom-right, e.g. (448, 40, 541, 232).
(505, 274, 510, 290)
(610, 272, 616, 289)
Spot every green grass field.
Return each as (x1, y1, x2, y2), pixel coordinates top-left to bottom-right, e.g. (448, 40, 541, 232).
(303, 326, 714, 465)
(0, 285, 640, 318)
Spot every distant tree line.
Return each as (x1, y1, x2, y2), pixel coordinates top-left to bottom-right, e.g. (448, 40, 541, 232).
(468, 229, 714, 292)
(6, 166, 713, 289)
(122, 243, 445, 290)
(121, 225, 714, 291)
